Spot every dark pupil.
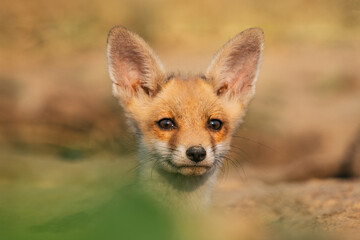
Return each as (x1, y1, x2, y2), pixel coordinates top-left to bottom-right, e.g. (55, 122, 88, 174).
(208, 119, 222, 130)
(159, 119, 174, 129)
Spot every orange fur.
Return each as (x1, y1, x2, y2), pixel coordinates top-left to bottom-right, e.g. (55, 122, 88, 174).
(128, 77, 234, 148)
(106, 26, 264, 209)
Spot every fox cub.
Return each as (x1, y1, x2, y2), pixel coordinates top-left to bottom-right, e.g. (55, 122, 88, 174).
(107, 26, 264, 210)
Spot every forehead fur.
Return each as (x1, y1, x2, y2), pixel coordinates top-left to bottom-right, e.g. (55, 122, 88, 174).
(127, 76, 245, 132)
(154, 77, 221, 118)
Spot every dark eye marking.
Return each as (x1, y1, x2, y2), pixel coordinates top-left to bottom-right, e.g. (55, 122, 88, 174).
(157, 118, 176, 130)
(166, 73, 175, 81)
(207, 119, 223, 131)
(199, 74, 207, 80)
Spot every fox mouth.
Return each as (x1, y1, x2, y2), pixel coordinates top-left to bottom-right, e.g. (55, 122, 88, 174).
(165, 160, 213, 176)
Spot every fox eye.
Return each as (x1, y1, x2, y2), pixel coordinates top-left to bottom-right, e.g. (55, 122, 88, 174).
(157, 118, 176, 130)
(207, 119, 222, 131)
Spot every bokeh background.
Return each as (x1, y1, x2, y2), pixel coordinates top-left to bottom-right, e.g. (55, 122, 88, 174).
(0, 0, 360, 239)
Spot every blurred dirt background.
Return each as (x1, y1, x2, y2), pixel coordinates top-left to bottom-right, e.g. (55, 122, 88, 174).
(0, 0, 360, 239)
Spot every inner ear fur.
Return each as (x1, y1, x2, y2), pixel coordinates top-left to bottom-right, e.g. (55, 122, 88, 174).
(107, 26, 166, 102)
(206, 28, 264, 105)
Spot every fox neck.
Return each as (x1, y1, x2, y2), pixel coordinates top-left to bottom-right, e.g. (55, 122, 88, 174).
(136, 146, 219, 211)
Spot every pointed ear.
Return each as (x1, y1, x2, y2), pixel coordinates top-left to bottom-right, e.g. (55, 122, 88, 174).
(107, 26, 166, 103)
(206, 28, 264, 106)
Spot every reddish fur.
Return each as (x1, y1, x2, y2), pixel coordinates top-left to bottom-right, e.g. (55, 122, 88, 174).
(106, 26, 264, 208)
(126, 77, 238, 150)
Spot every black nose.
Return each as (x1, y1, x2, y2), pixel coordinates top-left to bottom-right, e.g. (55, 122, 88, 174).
(186, 146, 206, 163)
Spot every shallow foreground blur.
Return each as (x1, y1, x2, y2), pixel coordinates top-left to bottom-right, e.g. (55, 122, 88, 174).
(0, 0, 360, 239)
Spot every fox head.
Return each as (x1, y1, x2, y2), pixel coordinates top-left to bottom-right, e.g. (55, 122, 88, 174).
(107, 26, 264, 178)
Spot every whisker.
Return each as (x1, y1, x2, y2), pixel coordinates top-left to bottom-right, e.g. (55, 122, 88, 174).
(125, 163, 141, 175)
(226, 150, 250, 164)
(222, 155, 247, 181)
(232, 135, 276, 152)
(229, 146, 250, 162)
(150, 157, 163, 179)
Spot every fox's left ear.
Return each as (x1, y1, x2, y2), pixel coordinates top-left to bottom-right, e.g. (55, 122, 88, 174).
(206, 28, 264, 106)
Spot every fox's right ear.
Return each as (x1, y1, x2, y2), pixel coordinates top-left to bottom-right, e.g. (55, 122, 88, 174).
(107, 26, 166, 103)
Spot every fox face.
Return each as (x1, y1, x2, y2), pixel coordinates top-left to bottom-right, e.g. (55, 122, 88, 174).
(107, 26, 264, 178)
